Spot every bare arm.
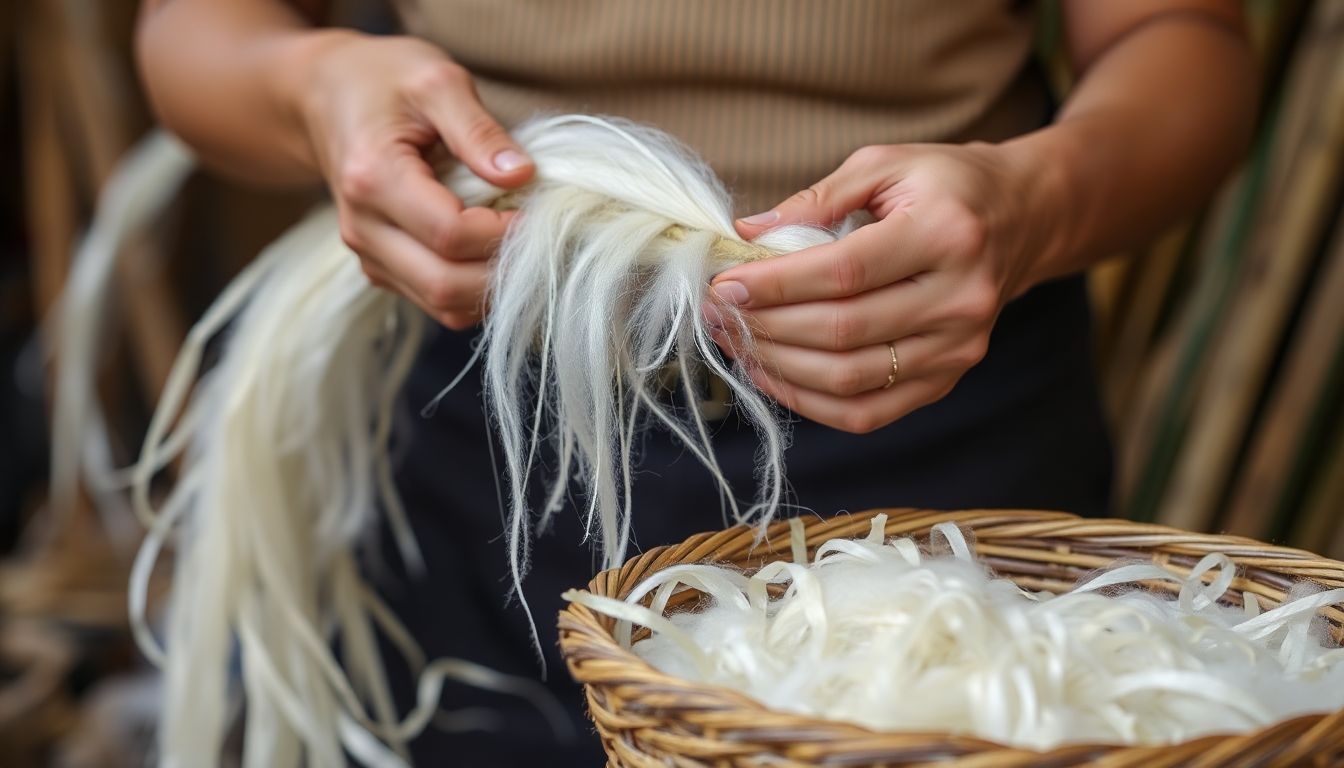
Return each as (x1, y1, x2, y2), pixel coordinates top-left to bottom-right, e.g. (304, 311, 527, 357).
(136, 0, 333, 184)
(135, 0, 536, 329)
(1007, 0, 1257, 287)
(718, 1, 1257, 433)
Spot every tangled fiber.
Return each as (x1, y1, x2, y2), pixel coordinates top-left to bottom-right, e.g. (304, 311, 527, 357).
(92, 115, 839, 765)
(566, 514, 1344, 749)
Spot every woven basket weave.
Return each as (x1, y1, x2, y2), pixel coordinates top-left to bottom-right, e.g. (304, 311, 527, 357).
(557, 508, 1344, 767)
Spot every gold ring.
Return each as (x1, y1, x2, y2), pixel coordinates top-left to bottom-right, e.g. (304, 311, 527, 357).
(883, 342, 900, 389)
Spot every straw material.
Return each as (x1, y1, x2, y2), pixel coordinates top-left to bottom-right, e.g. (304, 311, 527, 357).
(557, 508, 1344, 767)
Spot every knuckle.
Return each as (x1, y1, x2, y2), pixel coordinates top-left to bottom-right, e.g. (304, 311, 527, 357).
(967, 335, 990, 364)
(755, 273, 786, 306)
(846, 144, 892, 168)
(828, 306, 864, 351)
(428, 217, 466, 257)
(959, 279, 1000, 324)
(406, 60, 469, 100)
(437, 311, 477, 331)
(789, 186, 824, 210)
(840, 410, 881, 435)
(423, 275, 464, 311)
(338, 217, 367, 253)
(336, 153, 382, 206)
(461, 112, 506, 149)
(934, 377, 959, 402)
(955, 336, 990, 369)
(828, 362, 867, 396)
(358, 263, 386, 289)
(829, 248, 867, 296)
(945, 207, 988, 256)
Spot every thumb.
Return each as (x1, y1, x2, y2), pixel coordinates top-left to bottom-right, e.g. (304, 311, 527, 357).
(411, 70, 535, 189)
(734, 146, 894, 239)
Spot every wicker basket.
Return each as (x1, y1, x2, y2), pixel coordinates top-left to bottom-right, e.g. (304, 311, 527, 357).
(557, 508, 1344, 767)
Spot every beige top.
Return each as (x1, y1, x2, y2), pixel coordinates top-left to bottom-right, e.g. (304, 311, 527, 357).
(395, 0, 1043, 214)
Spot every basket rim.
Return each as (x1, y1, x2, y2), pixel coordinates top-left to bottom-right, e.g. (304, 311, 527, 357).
(556, 507, 1344, 764)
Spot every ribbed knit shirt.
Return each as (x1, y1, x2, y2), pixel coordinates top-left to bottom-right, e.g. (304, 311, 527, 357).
(394, 0, 1043, 214)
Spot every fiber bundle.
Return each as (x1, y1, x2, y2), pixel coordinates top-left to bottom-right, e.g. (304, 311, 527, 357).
(107, 115, 832, 765)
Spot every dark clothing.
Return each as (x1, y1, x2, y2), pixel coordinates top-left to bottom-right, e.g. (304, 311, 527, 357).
(372, 273, 1111, 767)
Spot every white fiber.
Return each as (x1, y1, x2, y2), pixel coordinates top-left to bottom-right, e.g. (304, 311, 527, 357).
(47, 131, 195, 543)
(457, 115, 839, 660)
(567, 515, 1344, 749)
(110, 114, 834, 765)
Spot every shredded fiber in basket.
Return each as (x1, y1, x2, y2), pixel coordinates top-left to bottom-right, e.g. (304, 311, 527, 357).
(564, 515, 1344, 749)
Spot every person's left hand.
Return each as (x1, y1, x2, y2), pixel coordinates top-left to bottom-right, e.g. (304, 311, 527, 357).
(708, 142, 1049, 434)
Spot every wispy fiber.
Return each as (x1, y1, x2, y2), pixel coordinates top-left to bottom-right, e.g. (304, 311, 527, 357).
(104, 115, 834, 765)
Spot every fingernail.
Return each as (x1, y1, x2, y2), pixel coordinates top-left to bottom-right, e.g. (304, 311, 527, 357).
(737, 210, 779, 226)
(713, 280, 749, 305)
(492, 149, 530, 172)
(701, 300, 724, 328)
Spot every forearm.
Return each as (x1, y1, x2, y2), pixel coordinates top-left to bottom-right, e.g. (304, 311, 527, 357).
(1001, 12, 1257, 292)
(135, 0, 339, 185)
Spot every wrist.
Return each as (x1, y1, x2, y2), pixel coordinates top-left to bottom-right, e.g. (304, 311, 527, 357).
(265, 28, 365, 179)
(995, 126, 1085, 298)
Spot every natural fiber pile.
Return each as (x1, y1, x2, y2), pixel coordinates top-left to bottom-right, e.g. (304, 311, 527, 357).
(567, 514, 1344, 749)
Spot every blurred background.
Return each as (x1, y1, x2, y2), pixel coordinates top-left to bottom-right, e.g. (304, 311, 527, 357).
(0, 0, 1340, 764)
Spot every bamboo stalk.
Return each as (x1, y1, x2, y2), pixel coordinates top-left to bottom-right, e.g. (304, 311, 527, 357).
(1228, 212, 1344, 539)
(1287, 340, 1344, 552)
(1123, 0, 1326, 524)
(1101, 226, 1191, 434)
(1159, 2, 1344, 531)
(1122, 160, 1265, 522)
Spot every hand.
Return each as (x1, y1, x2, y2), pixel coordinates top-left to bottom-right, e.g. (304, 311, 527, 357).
(293, 32, 533, 329)
(710, 142, 1046, 434)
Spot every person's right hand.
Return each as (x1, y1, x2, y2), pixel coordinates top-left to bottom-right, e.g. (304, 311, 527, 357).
(293, 31, 534, 329)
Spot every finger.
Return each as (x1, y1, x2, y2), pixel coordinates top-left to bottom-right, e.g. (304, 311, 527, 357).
(336, 142, 473, 259)
(734, 145, 896, 239)
(747, 365, 951, 434)
(361, 220, 492, 316)
(436, 306, 485, 331)
(378, 165, 513, 261)
(404, 64, 534, 188)
(722, 277, 931, 351)
(712, 219, 929, 309)
(357, 245, 443, 316)
(742, 336, 933, 397)
(357, 259, 396, 291)
(344, 215, 491, 329)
